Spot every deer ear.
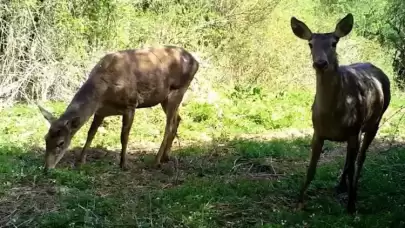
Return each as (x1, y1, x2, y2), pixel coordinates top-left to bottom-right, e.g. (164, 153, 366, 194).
(334, 13, 353, 38)
(37, 104, 56, 124)
(291, 16, 313, 40)
(67, 116, 81, 129)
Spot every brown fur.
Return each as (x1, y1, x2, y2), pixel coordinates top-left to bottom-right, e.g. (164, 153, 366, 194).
(291, 13, 391, 214)
(38, 45, 199, 171)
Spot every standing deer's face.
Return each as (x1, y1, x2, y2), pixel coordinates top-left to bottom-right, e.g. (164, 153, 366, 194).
(290, 13, 354, 72)
(38, 105, 80, 172)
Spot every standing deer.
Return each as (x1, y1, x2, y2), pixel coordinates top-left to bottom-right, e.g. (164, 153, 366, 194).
(290, 13, 391, 214)
(38, 45, 199, 172)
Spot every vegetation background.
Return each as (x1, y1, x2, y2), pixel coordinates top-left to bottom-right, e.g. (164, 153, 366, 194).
(1, 0, 405, 227)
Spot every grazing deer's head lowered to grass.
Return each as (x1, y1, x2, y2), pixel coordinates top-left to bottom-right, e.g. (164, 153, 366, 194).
(38, 45, 199, 172)
(38, 104, 82, 170)
(290, 13, 391, 214)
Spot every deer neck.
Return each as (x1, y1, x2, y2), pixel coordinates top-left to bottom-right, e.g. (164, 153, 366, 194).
(314, 66, 342, 113)
(59, 80, 102, 135)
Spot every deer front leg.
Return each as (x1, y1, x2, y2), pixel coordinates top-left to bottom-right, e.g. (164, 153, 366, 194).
(298, 134, 324, 210)
(76, 114, 105, 168)
(346, 133, 361, 214)
(120, 109, 135, 170)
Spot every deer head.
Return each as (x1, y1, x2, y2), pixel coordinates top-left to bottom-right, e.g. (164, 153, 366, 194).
(37, 104, 81, 171)
(290, 13, 354, 72)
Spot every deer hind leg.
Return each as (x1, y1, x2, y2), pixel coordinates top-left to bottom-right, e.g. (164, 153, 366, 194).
(162, 113, 181, 162)
(336, 126, 378, 197)
(155, 88, 187, 167)
(76, 114, 105, 167)
(353, 127, 378, 201)
(298, 134, 324, 210)
(346, 134, 361, 214)
(160, 101, 182, 162)
(335, 156, 349, 195)
(120, 109, 135, 170)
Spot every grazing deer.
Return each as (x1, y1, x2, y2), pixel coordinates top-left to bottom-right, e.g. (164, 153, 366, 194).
(290, 13, 391, 214)
(38, 45, 199, 172)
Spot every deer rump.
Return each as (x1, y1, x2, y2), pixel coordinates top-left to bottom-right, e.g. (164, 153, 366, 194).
(312, 62, 390, 142)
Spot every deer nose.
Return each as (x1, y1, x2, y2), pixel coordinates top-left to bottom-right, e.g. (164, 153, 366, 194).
(313, 60, 328, 70)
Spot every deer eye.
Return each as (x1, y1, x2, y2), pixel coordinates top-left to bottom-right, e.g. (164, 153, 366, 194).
(332, 42, 337, 47)
(57, 140, 65, 148)
(308, 43, 313, 48)
(50, 129, 61, 137)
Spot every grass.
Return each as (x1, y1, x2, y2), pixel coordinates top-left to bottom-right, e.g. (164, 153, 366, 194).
(1, 89, 405, 228)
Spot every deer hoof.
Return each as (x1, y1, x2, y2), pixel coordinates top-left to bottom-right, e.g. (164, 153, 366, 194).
(334, 184, 348, 195)
(153, 160, 163, 169)
(296, 202, 305, 211)
(160, 155, 171, 163)
(74, 160, 84, 169)
(347, 204, 356, 215)
(120, 163, 129, 171)
(43, 167, 51, 175)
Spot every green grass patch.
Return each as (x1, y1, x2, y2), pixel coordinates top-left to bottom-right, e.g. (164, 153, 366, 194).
(1, 90, 405, 227)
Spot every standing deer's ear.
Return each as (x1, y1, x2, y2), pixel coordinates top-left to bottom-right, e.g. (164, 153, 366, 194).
(334, 13, 353, 38)
(37, 104, 56, 124)
(291, 16, 313, 40)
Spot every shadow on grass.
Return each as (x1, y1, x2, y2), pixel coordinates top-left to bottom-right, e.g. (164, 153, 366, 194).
(0, 136, 405, 228)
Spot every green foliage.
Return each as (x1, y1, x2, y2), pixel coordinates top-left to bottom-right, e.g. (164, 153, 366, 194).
(319, 0, 405, 89)
(187, 102, 217, 123)
(1, 0, 398, 102)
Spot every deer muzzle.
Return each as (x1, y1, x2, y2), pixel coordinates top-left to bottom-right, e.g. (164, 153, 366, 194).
(313, 60, 329, 70)
(44, 152, 55, 173)
(44, 149, 67, 172)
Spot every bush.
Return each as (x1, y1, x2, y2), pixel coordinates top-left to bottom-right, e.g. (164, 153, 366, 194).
(318, 0, 405, 89)
(0, 0, 398, 104)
